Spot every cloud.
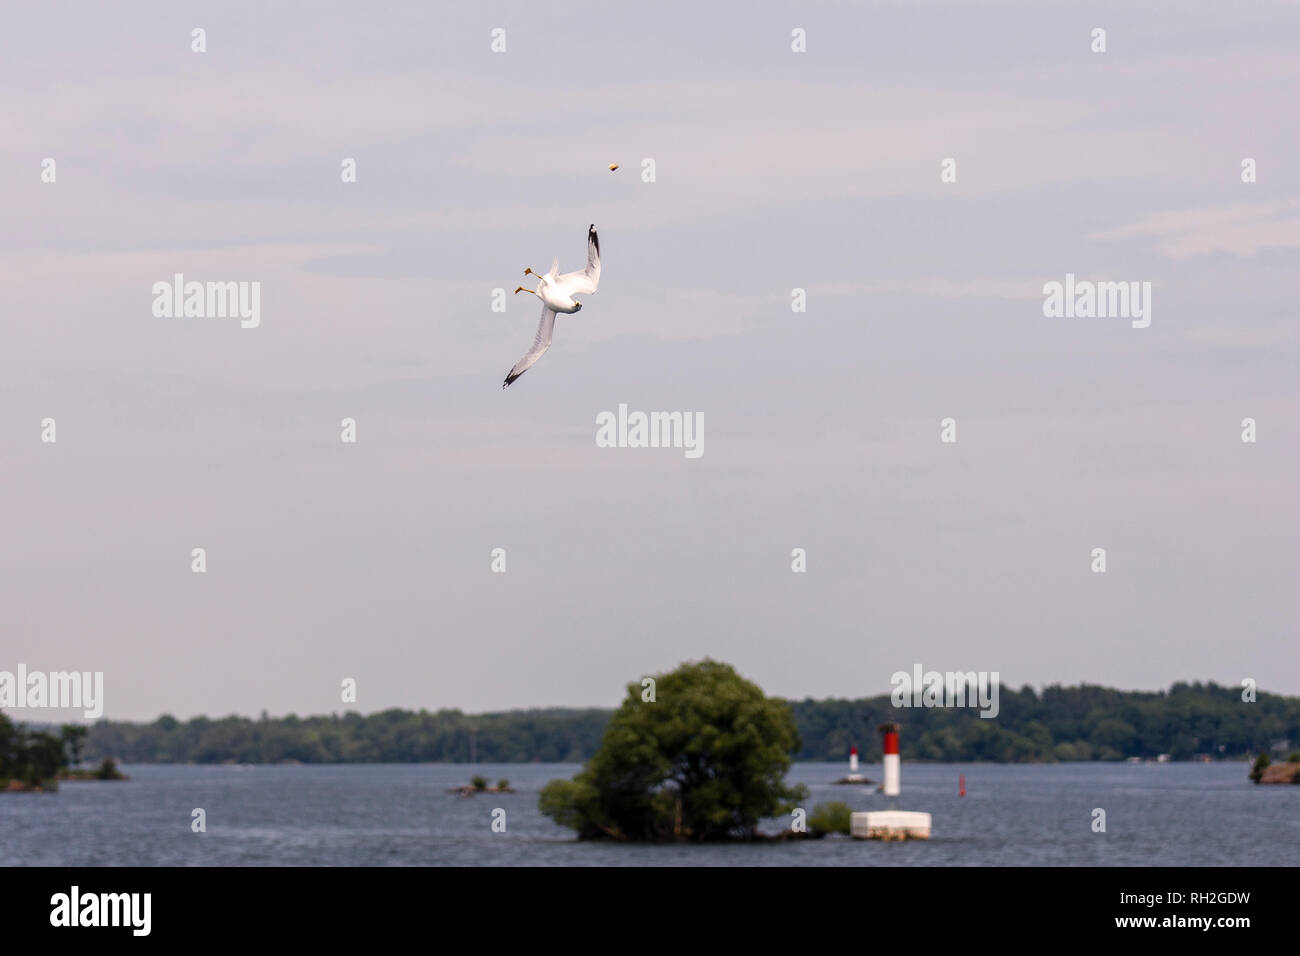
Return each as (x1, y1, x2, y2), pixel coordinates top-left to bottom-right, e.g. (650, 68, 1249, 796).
(1091, 200, 1300, 258)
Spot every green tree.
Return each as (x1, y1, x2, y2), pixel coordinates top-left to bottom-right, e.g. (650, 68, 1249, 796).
(1090, 717, 1139, 756)
(0, 714, 68, 786)
(61, 725, 88, 766)
(1249, 752, 1270, 783)
(22, 730, 68, 786)
(539, 660, 806, 841)
(0, 712, 19, 780)
(808, 801, 853, 836)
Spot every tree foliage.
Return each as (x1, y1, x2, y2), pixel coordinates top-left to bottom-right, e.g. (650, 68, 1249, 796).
(61, 725, 87, 766)
(1250, 752, 1270, 783)
(0, 712, 71, 786)
(808, 801, 853, 836)
(539, 660, 806, 841)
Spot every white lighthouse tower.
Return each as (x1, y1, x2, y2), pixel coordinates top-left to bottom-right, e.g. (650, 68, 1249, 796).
(834, 744, 870, 785)
(882, 725, 900, 797)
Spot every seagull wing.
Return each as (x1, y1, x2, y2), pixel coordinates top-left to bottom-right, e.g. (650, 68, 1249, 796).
(503, 301, 558, 388)
(554, 224, 600, 297)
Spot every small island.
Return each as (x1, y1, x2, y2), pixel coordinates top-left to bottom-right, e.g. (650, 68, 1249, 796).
(60, 758, 128, 782)
(539, 660, 809, 841)
(449, 775, 514, 796)
(1251, 753, 1300, 784)
(1, 715, 126, 792)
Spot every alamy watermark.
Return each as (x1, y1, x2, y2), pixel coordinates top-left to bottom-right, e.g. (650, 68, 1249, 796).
(1042, 273, 1151, 328)
(152, 274, 261, 328)
(595, 404, 703, 459)
(50, 886, 150, 936)
(890, 664, 999, 719)
(0, 665, 103, 718)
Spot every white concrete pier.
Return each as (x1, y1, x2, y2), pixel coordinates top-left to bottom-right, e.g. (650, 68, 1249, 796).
(851, 810, 932, 841)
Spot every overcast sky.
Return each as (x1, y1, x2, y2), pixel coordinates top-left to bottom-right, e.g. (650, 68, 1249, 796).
(3, 1, 1298, 721)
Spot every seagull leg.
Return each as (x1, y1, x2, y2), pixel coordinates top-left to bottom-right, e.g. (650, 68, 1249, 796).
(514, 286, 537, 296)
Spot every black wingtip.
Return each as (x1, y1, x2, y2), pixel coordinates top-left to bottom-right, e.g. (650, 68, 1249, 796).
(588, 224, 599, 255)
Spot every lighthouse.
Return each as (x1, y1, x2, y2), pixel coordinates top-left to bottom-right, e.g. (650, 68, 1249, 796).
(834, 745, 870, 784)
(881, 723, 900, 797)
(850, 722, 932, 840)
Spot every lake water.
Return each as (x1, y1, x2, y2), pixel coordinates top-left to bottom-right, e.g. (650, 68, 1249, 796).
(2, 762, 1295, 866)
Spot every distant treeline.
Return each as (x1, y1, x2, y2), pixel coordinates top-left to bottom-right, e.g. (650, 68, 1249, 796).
(85, 708, 610, 764)
(79, 682, 1300, 765)
(790, 682, 1299, 762)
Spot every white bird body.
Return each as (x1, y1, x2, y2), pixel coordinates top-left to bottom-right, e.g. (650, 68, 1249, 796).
(504, 225, 601, 388)
(535, 267, 583, 315)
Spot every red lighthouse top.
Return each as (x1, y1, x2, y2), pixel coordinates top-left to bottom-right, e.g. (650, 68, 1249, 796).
(850, 746, 857, 756)
(878, 721, 900, 755)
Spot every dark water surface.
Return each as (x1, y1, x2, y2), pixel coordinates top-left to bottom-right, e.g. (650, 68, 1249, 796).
(2, 762, 1295, 866)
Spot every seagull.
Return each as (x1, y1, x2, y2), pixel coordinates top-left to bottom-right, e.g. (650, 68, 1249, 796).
(503, 224, 601, 388)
